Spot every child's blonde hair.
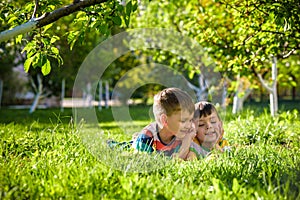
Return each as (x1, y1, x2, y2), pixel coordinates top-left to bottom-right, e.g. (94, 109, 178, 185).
(153, 88, 194, 126)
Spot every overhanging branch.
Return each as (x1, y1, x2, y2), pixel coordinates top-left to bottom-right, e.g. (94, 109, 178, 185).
(37, 0, 107, 27)
(0, 0, 107, 43)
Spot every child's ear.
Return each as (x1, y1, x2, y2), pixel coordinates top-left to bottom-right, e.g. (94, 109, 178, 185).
(160, 114, 168, 126)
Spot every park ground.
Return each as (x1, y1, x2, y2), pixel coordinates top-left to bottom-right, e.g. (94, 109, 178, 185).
(0, 102, 300, 199)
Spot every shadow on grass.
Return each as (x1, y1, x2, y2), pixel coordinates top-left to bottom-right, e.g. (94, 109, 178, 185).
(0, 108, 73, 125)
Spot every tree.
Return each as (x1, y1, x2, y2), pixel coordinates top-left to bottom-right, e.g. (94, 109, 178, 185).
(0, 0, 138, 74)
(130, 0, 300, 116)
(0, 0, 138, 111)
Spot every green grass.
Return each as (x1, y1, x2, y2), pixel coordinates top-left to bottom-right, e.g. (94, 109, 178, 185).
(0, 104, 300, 199)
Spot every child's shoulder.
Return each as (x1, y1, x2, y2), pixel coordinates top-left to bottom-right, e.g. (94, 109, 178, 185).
(142, 122, 158, 136)
(190, 142, 210, 158)
(133, 122, 158, 140)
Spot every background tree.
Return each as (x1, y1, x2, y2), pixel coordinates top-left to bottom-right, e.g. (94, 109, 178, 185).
(130, 0, 300, 116)
(1, 0, 299, 115)
(0, 0, 138, 111)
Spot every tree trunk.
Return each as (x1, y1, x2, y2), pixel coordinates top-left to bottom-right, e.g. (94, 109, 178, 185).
(232, 96, 241, 114)
(0, 79, 3, 108)
(61, 79, 65, 112)
(187, 74, 208, 102)
(105, 81, 109, 108)
(292, 86, 296, 100)
(257, 56, 278, 117)
(232, 74, 252, 114)
(29, 74, 43, 113)
(98, 80, 103, 111)
(221, 79, 228, 109)
(270, 57, 278, 116)
(86, 82, 92, 108)
(232, 89, 252, 114)
(30, 91, 41, 113)
(270, 91, 278, 116)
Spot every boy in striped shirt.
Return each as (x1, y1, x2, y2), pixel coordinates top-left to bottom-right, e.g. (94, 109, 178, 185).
(132, 87, 198, 160)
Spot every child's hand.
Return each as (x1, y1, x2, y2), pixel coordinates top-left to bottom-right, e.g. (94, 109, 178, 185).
(216, 123, 224, 143)
(185, 122, 196, 140)
(214, 143, 224, 152)
(175, 123, 196, 160)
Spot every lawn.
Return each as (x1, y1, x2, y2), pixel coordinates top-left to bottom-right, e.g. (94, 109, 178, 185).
(0, 103, 300, 199)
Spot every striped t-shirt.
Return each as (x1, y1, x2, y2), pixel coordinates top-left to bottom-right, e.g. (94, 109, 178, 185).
(132, 122, 182, 157)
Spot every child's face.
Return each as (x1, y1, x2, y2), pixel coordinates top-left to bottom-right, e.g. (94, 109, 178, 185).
(165, 110, 194, 139)
(195, 111, 222, 145)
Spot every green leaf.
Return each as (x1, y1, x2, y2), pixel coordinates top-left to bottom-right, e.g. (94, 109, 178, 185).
(126, 1, 132, 16)
(47, 4, 56, 11)
(132, 2, 138, 12)
(290, 81, 297, 87)
(32, 52, 41, 68)
(57, 54, 63, 66)
(67, 31, 80, 50)
(75, 15, 88, 23)
(99, 24, 108, 34)
(112, 16, 122, 26)
(50, 36, 60, 44)
(24, 2, 34, 12)
(43, 23, 53, 33)
(24, 57, 33, 72)
(16, 34, 22, 44)
(21, 42, 35, 54)
(41, 59, 51, 75)
(51, 47, 59, 55)
(41, 37, 50, 46)
(76, 11, 86, 18)
(124, 16, 130, 27)
(188, 70, 195, 79)
(232, 178, 239, 194)
(8, 16, 17, 24)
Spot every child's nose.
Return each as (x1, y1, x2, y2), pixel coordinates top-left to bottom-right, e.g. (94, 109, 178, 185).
(184, 120, 192, 128)
(206, 122, 212, 129)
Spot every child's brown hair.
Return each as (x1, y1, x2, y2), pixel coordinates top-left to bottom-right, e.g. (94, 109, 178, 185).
(153, 88, 194, 126)
(194, 101, 221, 120)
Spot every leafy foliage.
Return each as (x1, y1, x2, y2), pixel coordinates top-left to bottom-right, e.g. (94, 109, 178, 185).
(131, 0, 300, 92)
(0, 0, 139, 74)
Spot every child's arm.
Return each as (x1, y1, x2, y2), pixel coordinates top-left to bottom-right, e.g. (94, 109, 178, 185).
(186, 151, 198, 161)
(173, 125, 196, 160)
(132, 133, 154, 153)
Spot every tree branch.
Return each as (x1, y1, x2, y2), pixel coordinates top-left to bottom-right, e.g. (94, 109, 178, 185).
(257, 73, 272, 93)
(0, 0, 107, 43)
(32, 0, 39, 19)
(282, 49, 295, 58)
(37, 0, 106, 27)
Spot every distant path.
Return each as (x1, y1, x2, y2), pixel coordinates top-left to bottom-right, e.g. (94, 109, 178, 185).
(63, 98, 122, 107)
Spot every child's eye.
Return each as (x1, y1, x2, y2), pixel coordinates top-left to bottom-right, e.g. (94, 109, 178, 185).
(198, 124, 205, 127)
(211, 121, 217, 123)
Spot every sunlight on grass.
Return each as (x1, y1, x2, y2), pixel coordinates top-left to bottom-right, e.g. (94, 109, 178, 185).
(78, 126, 171, 173)
(0, 107, 299, 199)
